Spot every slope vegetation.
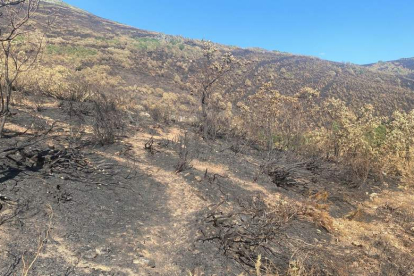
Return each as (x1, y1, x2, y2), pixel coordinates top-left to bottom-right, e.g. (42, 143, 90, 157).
(27, 1, 414, 115)
(366, 57, 414, 79)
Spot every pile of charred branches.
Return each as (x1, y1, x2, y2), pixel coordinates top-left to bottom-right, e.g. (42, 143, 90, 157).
(1, 145, 90, 174)
(260, 158, 318, 192)
(0, 120, 88, 174)
(199, 196, 299, 272)
(0, 125, 91, 182)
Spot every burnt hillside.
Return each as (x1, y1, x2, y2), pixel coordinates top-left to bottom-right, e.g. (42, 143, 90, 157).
(31, 1, 414, 114)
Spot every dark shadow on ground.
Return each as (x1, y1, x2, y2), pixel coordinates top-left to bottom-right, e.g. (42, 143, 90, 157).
(0, 140, 172, 275)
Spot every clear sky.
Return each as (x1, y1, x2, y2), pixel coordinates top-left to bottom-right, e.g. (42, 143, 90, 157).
(63, 0, 414, 65)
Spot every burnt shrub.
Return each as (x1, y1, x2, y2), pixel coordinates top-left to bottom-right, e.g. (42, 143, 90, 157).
(92, 93, 123, 145)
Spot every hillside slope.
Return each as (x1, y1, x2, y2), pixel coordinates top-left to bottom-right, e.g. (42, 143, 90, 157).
(365, 58, 414, 79)
(0, 2, 414, 276)
(30, 1, 414, 115)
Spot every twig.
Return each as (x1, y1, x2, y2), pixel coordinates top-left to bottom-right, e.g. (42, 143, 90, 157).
(21, 204, 53, 276)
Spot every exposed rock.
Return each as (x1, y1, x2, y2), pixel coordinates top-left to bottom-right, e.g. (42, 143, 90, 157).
(133, 257, 156, 268)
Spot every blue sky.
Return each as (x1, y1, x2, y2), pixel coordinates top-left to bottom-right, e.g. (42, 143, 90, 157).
(63, 0, 414, 64)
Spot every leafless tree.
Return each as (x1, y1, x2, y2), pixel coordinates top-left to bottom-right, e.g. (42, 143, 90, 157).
(194, 41, 235, 140)
(0, 0, 41, 137)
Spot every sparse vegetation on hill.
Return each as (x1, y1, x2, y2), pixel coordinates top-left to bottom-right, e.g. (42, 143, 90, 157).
(366, 57, 414, 79)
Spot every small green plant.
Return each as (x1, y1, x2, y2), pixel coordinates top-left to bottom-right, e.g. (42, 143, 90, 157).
(46, 45, 97, 58)
(132, 37, 161, 51)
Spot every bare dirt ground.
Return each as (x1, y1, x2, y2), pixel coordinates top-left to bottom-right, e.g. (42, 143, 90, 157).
(1, 96, 413, 275)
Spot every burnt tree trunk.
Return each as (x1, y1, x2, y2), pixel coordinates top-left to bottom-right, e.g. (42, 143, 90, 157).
(201, 89, 209, 140)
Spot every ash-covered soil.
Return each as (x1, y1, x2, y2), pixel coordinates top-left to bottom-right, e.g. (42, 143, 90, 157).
(1, 96, 413, 275)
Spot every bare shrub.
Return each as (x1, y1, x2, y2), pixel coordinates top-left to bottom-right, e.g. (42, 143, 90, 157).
(66, 101, 87, 145)
(174, 132, 193, 173)
(34, 67, 95, 102)
(92, 93, 123, 145)
(144, 136, 158, 155)
(65, 73, 95, 102)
